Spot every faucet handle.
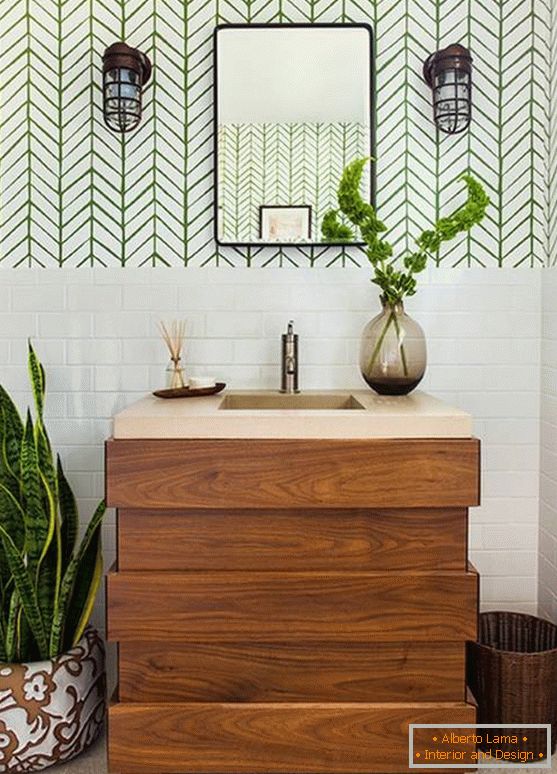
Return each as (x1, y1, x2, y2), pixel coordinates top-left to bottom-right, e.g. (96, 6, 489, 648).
(287, 320, 295, 337)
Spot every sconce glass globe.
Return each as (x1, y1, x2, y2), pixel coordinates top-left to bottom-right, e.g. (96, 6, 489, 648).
(423, 43, 472, 135)
(102, 43, 151, 133)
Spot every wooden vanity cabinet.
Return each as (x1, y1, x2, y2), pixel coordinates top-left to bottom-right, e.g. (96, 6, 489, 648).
(106, 437, 480, 774)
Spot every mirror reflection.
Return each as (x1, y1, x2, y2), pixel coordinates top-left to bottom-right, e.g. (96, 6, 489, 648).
(215, 25, 373, 246)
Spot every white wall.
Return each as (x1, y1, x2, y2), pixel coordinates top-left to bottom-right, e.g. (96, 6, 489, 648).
(0, 266, 541, 636)
(217, 27, 370, 124)
(539, 268, 557, 622)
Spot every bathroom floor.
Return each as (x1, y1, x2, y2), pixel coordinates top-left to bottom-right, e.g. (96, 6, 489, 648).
(50, 735, 557, 774)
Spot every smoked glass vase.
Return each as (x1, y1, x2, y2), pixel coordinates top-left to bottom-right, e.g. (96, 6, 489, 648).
(359, 300, 426, 395)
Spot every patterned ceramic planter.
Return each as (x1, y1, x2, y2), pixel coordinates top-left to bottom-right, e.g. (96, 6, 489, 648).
(0, 627, 106, 773)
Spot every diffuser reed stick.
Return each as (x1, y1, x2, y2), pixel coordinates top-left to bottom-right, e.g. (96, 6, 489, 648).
(159, 319, 186, 389)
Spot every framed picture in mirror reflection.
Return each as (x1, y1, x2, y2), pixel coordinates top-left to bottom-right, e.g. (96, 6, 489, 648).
(259, 206, 312, 242)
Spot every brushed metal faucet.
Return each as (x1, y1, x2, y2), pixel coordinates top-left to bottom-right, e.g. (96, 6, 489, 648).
(280, 320, 300, 393)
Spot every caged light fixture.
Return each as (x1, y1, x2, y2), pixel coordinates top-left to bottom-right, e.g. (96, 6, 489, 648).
(102, 42, 152, 133)
(423, 43, 472, 135)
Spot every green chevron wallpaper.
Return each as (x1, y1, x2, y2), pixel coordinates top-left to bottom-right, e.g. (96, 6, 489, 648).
(549, 0, 557, 266)
(219, 122, 369, 243)
(0, 0, 551, 267)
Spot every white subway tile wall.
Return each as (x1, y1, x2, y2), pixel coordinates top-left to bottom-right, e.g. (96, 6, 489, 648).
(539, 269, 557, 622)
(0, 266, 542, 635)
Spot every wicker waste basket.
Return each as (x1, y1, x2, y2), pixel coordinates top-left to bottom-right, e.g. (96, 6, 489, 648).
(468, 611, 557, 759)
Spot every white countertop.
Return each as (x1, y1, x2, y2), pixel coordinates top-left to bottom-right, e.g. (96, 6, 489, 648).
(112, 390, 472, 439)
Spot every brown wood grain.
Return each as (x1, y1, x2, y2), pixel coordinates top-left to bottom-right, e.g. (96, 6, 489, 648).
(108, 700, 477, 773)
(118, 640, 466, 703)
(107, 568, 478, 643)
(106, 438, 480, 510)
(117, 507, 468, 572)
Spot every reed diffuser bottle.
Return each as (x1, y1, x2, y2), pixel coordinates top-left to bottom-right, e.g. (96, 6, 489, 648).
(159, 320, 186, 390)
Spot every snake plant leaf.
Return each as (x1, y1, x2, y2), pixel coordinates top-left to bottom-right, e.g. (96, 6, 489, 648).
(4, 595, 36, 663)
(37, 542, 57, 638)
(16, 607, 36, 663)
(0, 570, 14, 609)
(0, 613, 7, 661)
(37, 424, 57, 504)
(0, 482, 21, 623)
(0, 528, 48, 659)
(71, 539, 103, 648)
(4, 591, 19, 662)
(0, 520, 13, 596)
(57, 455, 78, 566)
(0, 384, 23, 482)
(28, 341, 45, 420)
(0, 482, 25, 551)
(20, 411, 52, 571)
(50, 500, 106, 657)
(29, 344, 57, 503)
(37, 474, 62, 628)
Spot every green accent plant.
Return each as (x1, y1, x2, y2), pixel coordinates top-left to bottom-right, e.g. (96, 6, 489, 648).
(322, 158, 490, 378)
(0, 344, 106, 663)
(322, 157, 490, 304)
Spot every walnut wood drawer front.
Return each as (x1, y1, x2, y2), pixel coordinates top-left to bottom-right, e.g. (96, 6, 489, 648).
(106, 438, 480, 510)
(107, 569, 478, 643)
(109, 700, 477, 774)
(117, 507, 468, 572)
(118, 640, 467, 703)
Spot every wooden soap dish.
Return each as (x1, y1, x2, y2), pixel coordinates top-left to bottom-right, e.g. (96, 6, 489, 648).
(153, 383, 226, 400)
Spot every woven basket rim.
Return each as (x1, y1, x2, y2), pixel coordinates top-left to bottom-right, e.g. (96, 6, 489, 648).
(477, 610, 557, 655)
(472, 639, 557, 656)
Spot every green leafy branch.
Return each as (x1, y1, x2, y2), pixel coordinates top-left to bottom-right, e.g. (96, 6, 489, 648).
(322, 158, 490, 305)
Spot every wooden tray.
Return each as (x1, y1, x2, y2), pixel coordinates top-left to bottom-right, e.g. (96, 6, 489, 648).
(153, 383, 226, 399)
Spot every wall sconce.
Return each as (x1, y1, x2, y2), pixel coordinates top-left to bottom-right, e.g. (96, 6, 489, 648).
(102, 42, 152, 133)
(423, 44, 472, 135)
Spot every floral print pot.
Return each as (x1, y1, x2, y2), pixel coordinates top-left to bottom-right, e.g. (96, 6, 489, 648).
(0, 627, 105, 773)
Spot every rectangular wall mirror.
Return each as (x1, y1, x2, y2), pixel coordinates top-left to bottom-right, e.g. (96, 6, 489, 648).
(214, 24, 374, 247)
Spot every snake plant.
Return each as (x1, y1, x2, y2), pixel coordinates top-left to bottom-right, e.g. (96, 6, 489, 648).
(0, 343, 106, 663)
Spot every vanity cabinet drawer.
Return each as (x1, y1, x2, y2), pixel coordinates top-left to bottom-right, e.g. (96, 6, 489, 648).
(118, 640, 466, 703)
(106, 430, 481, 774)
(107, 568, 478, 643)
(109, 699, 477, 774)
(106, 438, 480, 510)
(117, 507, 468, 572)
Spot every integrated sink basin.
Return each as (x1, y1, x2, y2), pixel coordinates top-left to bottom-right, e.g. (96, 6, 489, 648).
(112, 390, 473, 439)
(219, 392, 365, 411)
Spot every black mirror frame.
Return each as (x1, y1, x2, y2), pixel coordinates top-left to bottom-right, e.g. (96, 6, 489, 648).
(213, 22, 375, 249)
